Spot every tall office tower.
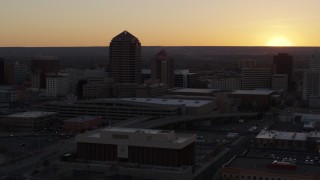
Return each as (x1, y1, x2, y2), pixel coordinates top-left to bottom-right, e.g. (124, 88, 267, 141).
(303, 55, 320, 102)
(0, 58, 4, 85)
(174, 69, 200, 88)
(151, 50, 174, 88)
(241, 68, 272, 90)
(5, 62, 29, 85)
(310, 54, 320, 71)
(31, 56, 60, 89)
(272, 74, 288, 91)
(273, 53, 293, 90)
(303, 71, 320, 102)
(108, 31, 141, 83)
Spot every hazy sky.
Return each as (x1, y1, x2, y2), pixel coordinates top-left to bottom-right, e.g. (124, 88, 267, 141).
(1, 0, 319, 47)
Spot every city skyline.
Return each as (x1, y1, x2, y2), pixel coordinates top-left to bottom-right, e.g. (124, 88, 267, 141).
(1, 0, 320, 47)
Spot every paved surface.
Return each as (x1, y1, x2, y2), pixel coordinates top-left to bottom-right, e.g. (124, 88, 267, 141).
(125, 112, 258, 128)
(0, 137, 76, 179)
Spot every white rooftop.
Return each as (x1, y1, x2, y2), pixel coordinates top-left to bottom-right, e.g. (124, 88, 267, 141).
(102, 127, 173, 135)
(256, 130, 320, 141)
(120, 98, 212, 107)
(76, 127, 196, 149)
(231, 90, 274, 96)
(7, 111, 57, 118)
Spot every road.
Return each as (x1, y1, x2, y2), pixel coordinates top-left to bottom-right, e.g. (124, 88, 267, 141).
(0, 137, 76, 179)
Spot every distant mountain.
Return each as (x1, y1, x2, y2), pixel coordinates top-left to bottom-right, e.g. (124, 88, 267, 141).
(0, 46, 319, 70)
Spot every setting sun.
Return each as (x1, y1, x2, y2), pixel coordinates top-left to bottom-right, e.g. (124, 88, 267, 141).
(266, 36, 292, 47)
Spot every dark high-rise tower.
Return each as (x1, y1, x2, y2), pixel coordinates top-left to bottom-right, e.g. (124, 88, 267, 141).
(31, 57, 60, 88)
(273, 53, 293, 89)
(109, 31, 141, 83)
(151, 50, 174, 88)
(0, 58, 4, 85)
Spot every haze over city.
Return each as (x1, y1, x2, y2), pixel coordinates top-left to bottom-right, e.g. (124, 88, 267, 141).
(1, 0, 320, 47)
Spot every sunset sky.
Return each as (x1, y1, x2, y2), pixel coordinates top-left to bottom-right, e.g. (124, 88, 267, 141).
(1, 0, 320, 47)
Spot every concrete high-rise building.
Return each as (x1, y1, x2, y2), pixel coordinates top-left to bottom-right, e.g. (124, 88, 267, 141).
(108, 31, 141, 84)
(0, 58, 4, 85)
(273, 53, 293, 89)
(31, 56, 60, 89)
(241, 68, 272, 90)
(210, 78, 241, 91)
(151, 50, 174, 88)
(46, 74, 69, 97)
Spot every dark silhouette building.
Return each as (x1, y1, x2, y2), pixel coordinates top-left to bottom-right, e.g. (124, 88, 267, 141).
(108, 31, 141, 84)
(273, 53, 293, 90)
(31, 57, 60, 88)
(151, 50, 174, 88)
(0, 58, 4, 85)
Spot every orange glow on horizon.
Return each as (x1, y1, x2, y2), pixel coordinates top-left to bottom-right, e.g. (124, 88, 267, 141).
(266, 36, 292, 47)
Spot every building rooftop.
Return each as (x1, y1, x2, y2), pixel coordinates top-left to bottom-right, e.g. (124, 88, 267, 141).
(112, 30, 139, 42)
(256, 130, 320, 141)
(141, 68, 151, 74)
(170, 88, 215, 94)
(7, 111, 57, 118)
(64, 116, 99, 123)
(76, 127, 196, 149)
(0, 86, 15, 91)
(119, 98, 213, 107)
(225, 157, 320, 175)
(230, 90, 274, 96)
(155, 49, 167, 57)
(296, 113, 320, 122)
(174, 69, 197, 75)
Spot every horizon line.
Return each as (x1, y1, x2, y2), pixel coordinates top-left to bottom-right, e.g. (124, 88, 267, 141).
(0, 45, 320, 48)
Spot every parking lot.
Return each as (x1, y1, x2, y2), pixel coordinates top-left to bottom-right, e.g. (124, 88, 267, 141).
(245, 149, 320, 165)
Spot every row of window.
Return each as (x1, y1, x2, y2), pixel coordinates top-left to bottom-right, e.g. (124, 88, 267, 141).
(224, 173, 294, 180)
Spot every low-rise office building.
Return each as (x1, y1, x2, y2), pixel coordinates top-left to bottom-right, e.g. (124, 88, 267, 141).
(255, 130, 320, 151)
(1, 111, 57, 131)
(0, 86, 17, 106)
(63, 116, 102, 132)
(76, 127, 196, 167)
(229, 90, 274, 110)
(169, 88, 218, 97)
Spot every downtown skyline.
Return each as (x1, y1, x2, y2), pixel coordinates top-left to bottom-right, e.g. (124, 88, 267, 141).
(1, 0, 320, 47)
